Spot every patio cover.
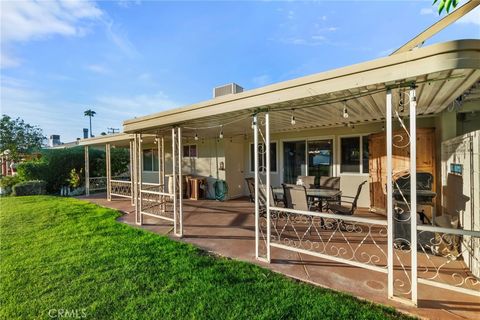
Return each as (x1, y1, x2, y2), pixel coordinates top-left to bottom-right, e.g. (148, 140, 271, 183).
(122, 40, 480, 137)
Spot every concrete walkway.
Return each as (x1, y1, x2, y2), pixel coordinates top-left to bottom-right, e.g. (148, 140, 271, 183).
(79, 194, 479, 320)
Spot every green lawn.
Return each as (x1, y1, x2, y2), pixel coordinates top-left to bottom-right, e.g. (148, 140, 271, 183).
(0, 196, 413, 319)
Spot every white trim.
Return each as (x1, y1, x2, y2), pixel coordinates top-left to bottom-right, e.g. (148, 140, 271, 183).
(418, 278, 480, 298)
(337, 134, 371, 175)
(249, 140, 278, 174)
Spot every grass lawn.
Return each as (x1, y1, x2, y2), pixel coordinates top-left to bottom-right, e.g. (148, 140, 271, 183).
(0, 196, 413, 319)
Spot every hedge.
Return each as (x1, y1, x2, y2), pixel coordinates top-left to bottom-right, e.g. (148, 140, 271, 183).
(12, 180, 47, 196)
(16, 147, 129, 193)
(0, 175, 23, 195)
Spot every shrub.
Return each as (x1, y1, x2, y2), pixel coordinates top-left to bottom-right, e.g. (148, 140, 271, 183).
(16, 146, 130, 194)
(12, 180, 47, 196)
(0, 175, 23, 195)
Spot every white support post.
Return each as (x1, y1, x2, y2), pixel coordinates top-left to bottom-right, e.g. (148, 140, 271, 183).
(253, 114, 259, 259)
(386, 89, 394, 299)
(409, 87, 418, 306)
(156, 135, 162, 212)
(177, 127, 183, 237)
(139, 134, 143, 225)
(161, 136, 165, 213)
(129, 139, 134, 206)
(106, 143, 112, 201)
(133, 135, 139, 222)
(265, 112, 271, 262)
(172, 128, 177, 235)
(85, 146, 90, 196)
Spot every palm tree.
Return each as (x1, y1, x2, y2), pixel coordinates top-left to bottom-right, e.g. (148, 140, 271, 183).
(84, 109, 96, 137)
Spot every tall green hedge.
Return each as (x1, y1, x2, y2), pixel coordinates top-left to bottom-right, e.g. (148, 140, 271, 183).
(17, 146, 129, 193)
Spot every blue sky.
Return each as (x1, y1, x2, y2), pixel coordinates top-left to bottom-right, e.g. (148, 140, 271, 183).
(1, 0, 479, 142)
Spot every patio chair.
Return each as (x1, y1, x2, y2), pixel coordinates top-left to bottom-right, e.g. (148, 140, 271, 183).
(283, 184, 309, 211)
(319, 176, 340, 190)
(327, 180, 367, 216)
(297, 176, 316, 189)
(245, 177, 255, 202)
(283, 183, 320, 232)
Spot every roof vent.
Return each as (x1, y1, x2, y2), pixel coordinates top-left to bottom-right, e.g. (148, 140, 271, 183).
(213, 83, 243, 98)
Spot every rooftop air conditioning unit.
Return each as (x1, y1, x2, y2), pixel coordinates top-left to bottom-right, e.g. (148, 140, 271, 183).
(213, 83, 244, 98)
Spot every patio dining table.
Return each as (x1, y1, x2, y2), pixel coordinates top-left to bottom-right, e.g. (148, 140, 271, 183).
(272, 187, 342, 211)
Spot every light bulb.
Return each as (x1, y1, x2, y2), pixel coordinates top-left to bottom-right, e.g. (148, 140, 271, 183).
(219, 127, 224, 139)
(291, 116, 296, 125)
(343, 107, 349, 119)
(194, 133, 199, 141)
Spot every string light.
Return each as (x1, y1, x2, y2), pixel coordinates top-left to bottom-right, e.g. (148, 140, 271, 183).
(290, 109, 296, 125)
(342, 100, 349, 119)
(219, 126, 224, 139)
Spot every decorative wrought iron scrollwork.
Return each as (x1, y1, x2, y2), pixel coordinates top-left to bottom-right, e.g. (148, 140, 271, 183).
(267, 211, 388, 270)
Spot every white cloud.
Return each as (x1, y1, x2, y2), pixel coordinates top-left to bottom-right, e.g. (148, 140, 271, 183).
(1, 75, 178, 141)
(0, 0, 138, 68)
(0, 0, 102, 43)
(0, 51, 21, 68)
(287, 10, 295, 20)
(456, 6, 480, 26)
(86, 64, 110, 74)
(377, 47, 394, 57)
(0, 0, 103, 69)
(252, 74, 271, 87)
(95, 91, 180, 119)
(420, 8, 434, 15)
(278, 35, 327, 46)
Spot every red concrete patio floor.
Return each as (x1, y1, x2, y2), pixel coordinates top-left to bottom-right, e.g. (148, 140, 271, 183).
(79, 194, 479, 320)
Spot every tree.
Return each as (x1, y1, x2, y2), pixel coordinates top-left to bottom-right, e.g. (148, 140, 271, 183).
(434, 0, 461, 14)
(84, 109, 96, 137)
(0, 115, 45, 161)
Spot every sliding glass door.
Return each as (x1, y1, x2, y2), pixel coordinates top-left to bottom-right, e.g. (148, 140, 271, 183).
(283, 141, 306, 184)
(307, 140, 333, 185)
(283, 139, 333, 185)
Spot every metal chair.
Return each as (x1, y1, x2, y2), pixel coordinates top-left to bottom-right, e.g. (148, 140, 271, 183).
(283, 183, 320, 232)
(245, 177, 255, 203)
(319, 176, 340, 190)
(327, 181, 367, 215)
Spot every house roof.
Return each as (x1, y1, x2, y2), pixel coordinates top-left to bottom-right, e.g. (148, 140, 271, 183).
(122, 40, 480, 137)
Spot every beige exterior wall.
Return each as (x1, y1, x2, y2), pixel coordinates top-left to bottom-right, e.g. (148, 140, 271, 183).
(141, 139, 226, 190)
(138, 117, 439, 207)
(243, 117, 436, 209)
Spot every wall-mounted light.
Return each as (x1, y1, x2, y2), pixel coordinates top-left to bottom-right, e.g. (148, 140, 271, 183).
(290, 109, 296, 125)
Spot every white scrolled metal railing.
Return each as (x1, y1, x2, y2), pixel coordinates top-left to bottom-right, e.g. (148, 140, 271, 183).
(89, 177, 107, 192)
(110, 179, 132, 198)
(266, 206, 389, 274)
(416, 225, 480, 297)
(139, 182, 174, 222)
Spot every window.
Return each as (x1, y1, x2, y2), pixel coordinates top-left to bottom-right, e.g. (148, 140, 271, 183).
(183, 144, 197, 158)
(142, 149, 159, 171)
(340, 136, 369, 174)
(250, 142, 277, 172)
